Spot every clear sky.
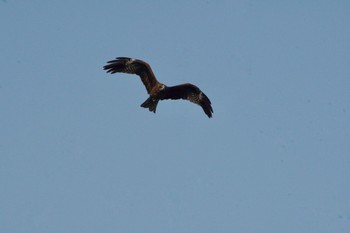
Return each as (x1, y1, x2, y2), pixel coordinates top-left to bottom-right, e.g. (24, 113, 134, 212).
(1, 1, 350, 232)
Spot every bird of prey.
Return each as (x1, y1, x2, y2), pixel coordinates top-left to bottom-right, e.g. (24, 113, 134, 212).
(103, 57, 213, 118)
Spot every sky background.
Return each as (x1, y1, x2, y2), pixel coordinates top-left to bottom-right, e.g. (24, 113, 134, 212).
(1, 1, 350, 232)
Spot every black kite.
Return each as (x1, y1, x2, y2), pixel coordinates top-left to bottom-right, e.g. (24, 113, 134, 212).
(103, 57, 213, 118)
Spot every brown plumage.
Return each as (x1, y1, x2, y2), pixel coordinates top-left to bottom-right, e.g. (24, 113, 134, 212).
(103, 57, 213, 118)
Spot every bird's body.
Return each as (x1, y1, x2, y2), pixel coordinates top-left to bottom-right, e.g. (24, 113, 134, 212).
(103, 57, 213, 118)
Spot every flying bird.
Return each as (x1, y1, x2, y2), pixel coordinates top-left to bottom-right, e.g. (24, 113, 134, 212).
(103, 57, 213, 118)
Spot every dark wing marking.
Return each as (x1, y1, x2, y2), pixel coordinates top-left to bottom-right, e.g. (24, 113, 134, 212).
(103, 57, 158, 94)
(160, 83, 213, 118)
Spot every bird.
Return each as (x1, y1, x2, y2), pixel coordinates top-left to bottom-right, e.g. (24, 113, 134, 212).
(103, 57, 213, 118)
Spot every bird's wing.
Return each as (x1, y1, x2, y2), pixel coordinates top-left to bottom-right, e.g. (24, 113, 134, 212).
(103, 57, 158, 94)
(161, 83, 213, 118)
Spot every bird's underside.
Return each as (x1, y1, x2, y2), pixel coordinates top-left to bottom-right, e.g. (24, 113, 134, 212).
(103, 57, 213, 118)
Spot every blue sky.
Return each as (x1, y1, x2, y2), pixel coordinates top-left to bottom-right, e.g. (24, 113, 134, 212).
(1, 1, 350, 232)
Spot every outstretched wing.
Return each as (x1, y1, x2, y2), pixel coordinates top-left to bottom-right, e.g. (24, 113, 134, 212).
(103, 57, 159, 94)
(161, 83, 213, 118)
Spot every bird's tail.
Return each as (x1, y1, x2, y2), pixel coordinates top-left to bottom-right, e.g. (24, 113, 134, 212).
(140, 97, 159, 113)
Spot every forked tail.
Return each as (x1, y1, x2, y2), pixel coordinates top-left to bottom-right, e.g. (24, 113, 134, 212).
(140, 97, 159, 113)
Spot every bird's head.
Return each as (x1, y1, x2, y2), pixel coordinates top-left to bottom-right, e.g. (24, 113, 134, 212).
(158, 83, 167, 91)
(155, 83, 168, 99)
